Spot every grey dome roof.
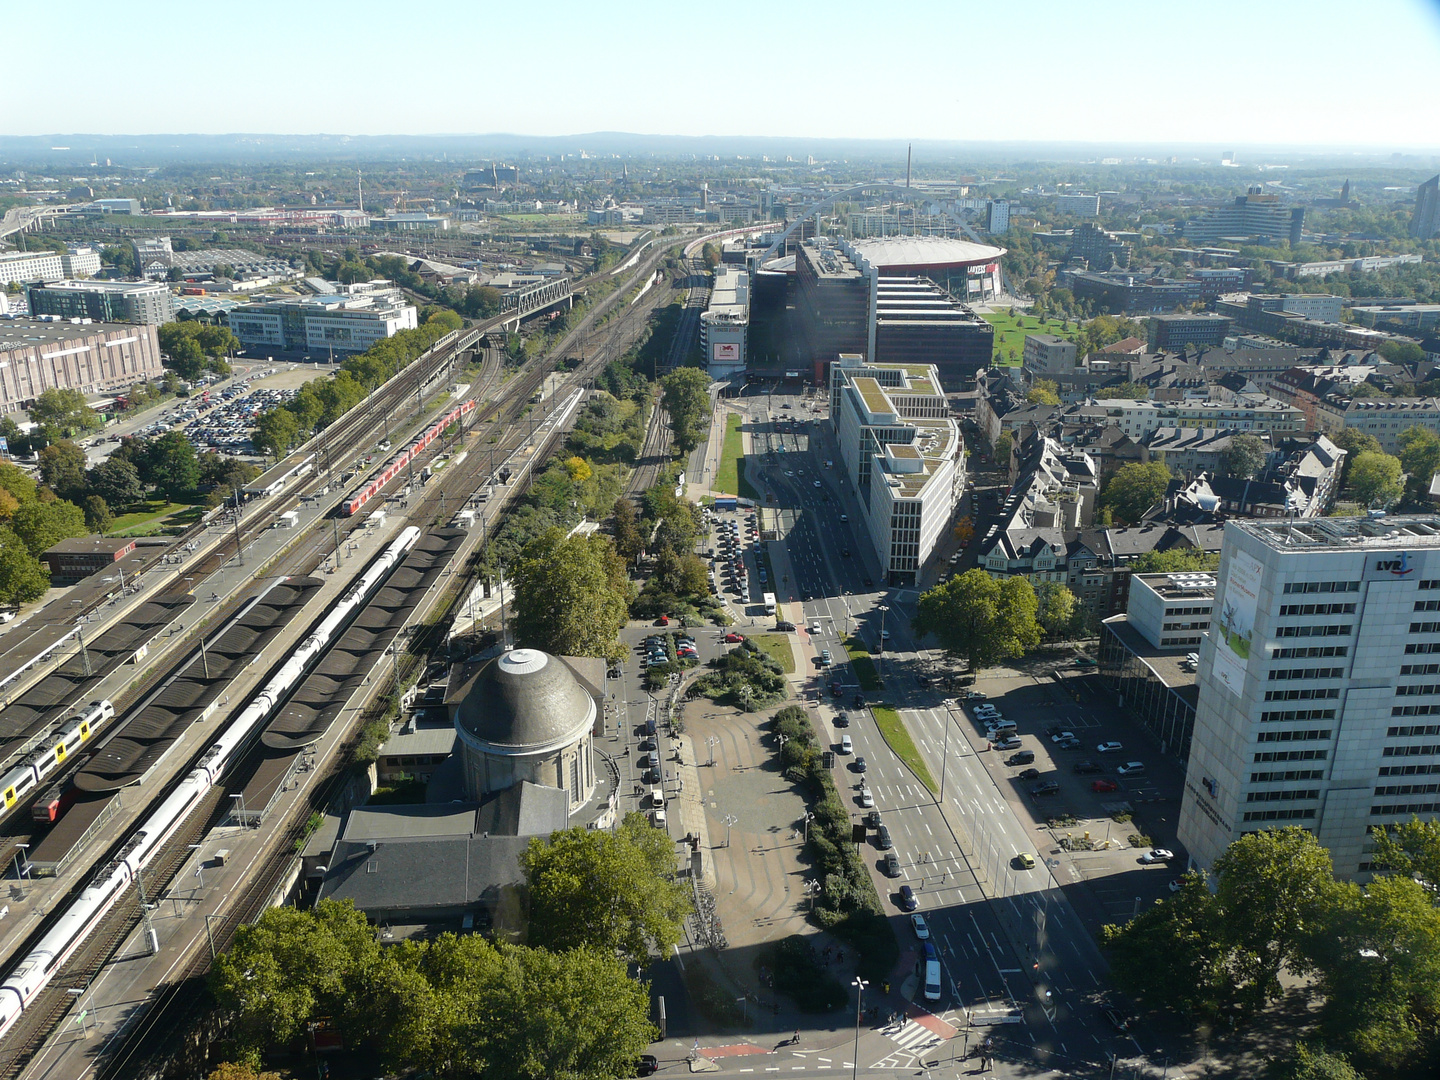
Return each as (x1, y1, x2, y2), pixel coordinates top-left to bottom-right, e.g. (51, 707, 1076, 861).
(454, 649, 594, 753)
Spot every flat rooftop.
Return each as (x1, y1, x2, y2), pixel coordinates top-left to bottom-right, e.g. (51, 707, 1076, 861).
(1234, 515, 1440, 552)
(0, 317, 143, 352)
(799, 240, 862, 280)
(1105, 616, 1201, 698)
(847, 235, 1005, 269)
(1133, 571, 1217, 600)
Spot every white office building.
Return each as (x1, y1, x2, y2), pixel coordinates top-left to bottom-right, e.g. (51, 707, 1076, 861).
(227, 281, 417, 355)
(1129, 572, 1216, 650)
(830, 354, 964, 585)
(0, 247, 101, 287)
(1179, 516, 1440, 880)
(700, 267, 749, 379)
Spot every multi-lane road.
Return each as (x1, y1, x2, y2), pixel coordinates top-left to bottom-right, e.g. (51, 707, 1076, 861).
(726, 389, 1153, 1077)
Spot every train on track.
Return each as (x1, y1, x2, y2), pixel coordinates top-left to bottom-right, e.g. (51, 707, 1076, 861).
(243, 455, 316, 502)
(0, 700, 115, 815)
(340, 400, 475, 517)
(0, 527, 422, 1041)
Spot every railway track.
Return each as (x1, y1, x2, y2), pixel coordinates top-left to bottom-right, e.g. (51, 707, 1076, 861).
(0, 234, 698, 1078)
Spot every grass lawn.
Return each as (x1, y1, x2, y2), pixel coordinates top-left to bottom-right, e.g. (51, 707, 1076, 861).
(843, 637, 884, 692)
(737, 457, 760, 503)
(109, 500, 207, 537)
(750, 633, 796, 674)
(714, 413, 743, 496)
(870, 705, 938, 793)
(982, 310, 1084, 366)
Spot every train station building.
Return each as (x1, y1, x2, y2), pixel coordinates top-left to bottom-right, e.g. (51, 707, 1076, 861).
(312, 647, 616, 931)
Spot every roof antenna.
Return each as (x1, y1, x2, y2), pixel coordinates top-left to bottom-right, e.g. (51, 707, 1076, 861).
(906, 143, 912, 189)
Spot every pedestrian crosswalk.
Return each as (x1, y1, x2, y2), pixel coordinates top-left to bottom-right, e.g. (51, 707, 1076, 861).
(888, 1019, 943, 1053)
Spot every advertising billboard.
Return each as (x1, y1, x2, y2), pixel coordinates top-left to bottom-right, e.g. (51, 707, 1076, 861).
(712, 342, 739, 361)
(1213, 549, 1263, 697)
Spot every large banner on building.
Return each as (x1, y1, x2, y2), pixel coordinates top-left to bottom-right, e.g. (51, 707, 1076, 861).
(712, 342, 739, 362)
(1213, 549, 1263, 697)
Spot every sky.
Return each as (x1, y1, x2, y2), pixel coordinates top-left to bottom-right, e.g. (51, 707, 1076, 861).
(9, 0, 1440, 150)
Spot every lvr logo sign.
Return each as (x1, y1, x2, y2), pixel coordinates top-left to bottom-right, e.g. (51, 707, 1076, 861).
(1366, 551, 1416, 581)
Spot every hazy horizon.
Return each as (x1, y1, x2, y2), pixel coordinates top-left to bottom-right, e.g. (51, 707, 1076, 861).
(8, 0, 1440, 154)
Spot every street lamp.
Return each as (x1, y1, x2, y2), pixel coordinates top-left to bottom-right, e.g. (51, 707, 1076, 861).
(803, 812, 814, 844)
(204, 912, 224, 960)
(722, 814, 738, 848)
(851, 977, 868, 1080)
(12, 844, 28, 898)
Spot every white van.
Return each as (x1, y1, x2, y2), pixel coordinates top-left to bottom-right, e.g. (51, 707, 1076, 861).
(839, 734, 853, 755)
(921, 943, 942, 1002)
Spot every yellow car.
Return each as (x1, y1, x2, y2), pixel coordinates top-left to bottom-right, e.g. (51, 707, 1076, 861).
(1015, 852, 1036, 869)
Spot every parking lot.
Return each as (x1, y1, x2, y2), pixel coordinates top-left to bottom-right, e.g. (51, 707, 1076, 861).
(956, 665, 1192, 929)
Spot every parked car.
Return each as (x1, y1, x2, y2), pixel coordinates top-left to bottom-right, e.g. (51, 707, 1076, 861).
(1140, 848, 1174, 864)
(993, 736, 1022, 751)
(1116, 761, 1146, 776)
(1073, 760, 1103, 775)
(1030, 781, 1061, 797)
(1092, 779, 1120, 793)
(1054, 737, 1081, 750)
(1018, 767, 1041, 780)
(1097, 741, 1125, 754)
(1050, 731, 1077, 744)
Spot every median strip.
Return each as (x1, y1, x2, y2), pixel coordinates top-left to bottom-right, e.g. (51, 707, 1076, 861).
(870, 704, 937, 794)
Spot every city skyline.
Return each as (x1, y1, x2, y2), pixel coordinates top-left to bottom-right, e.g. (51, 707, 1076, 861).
(7, 0, 1440, 152)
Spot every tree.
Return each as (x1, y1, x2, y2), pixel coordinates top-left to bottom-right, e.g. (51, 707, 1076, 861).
(28, 387, 99, 438)
(1222, 434, 1268, 481)
(522, 814, 691, 964)
(198, 452, 259, 492)
(8, 498, 87, 556)
(1213, 826, 1336, 1012)
(1370, 815, 1440, 890)
(161, 331, 208, 381)
(209, 899, 380, 1052)
(913, 569, 1041, 671)
(37, 440, 88, 501)
(951, 516, 974, 545)
(563, 456, 593, 483)
(253, 407, 301, 459)
(1307, 874, 1440, 1072)
(1034, 582, 1079, 638)
(1265, 1044, 1365, 1080)
(660, 367, 711, 454)
(1130, 548, 1220, 574)
(1344, 450, 1403, 509)
(1333, 428, 1381, 487)
(1026, 380, 1060, 406)
(1378, 340, 1425, 365)
(1094, 382, 1151, 400)
(510, 528, 631, 662)
(610, 497, 644, 563)
(992, 431, 1012, 466)
(82, 495, 112, 533)
(0, 525, 50, 607)
(1100, 461, 1172, 524)
(1398, 426, 1440, 496)
(1102, 873, 1231, 1014)
(146, 430, 200, 499)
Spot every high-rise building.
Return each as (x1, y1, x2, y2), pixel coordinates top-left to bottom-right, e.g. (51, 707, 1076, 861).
(1066, 222, 1130, 270)
(986, 200, 1010, 235)
(1178, 516, 1440, 879)
(1410, 175, 1440, 240)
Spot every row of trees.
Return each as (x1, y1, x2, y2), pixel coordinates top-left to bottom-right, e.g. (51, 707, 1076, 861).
(211, 816, 687, 1079)
(250, 310, 462, 457)
(914, 569, 1042, 670)
(1103, 823, 1440, 1080)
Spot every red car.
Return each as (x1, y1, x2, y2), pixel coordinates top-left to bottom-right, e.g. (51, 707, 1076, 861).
(724, 633, 745, 643)
(1092, 779, 1119, 793)
(655, 616, 670, 626)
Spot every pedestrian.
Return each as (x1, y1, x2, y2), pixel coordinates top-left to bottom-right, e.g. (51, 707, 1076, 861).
(883, 981, 890, 995)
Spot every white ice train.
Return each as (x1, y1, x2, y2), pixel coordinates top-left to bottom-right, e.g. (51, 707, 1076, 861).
(0, 700, 116, 815)
(0, 526, 421, 1041)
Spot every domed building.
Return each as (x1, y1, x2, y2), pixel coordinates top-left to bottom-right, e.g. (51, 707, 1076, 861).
(449, 648, 604, 810)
